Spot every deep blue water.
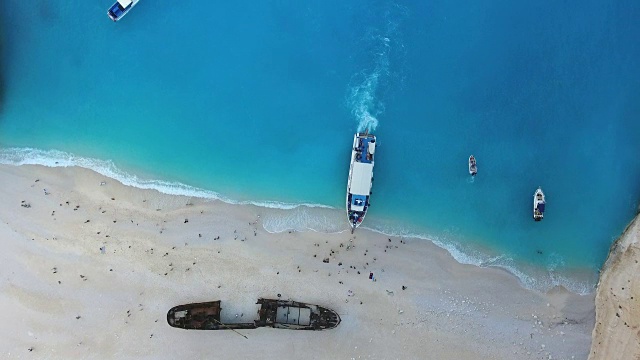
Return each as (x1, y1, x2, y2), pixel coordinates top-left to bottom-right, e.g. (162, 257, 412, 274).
(1, 0, 639, 293)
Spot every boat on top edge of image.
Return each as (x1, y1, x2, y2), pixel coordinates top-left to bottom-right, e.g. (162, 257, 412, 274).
(107, 0, 140, 22)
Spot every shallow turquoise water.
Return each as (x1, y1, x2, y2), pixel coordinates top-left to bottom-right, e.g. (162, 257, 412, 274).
(1, 0, 639, 293)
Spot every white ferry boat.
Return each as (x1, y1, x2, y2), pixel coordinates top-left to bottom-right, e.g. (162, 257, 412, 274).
(107, 0, 140, 22)
(346, 132, 376, 232)
(533, 187, 545, 221)
(468, 155, 477, 176)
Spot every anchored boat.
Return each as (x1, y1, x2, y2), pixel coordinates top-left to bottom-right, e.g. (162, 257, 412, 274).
(107, 0, 140, 22)
(533, 187, 545, 221)
(346, 132, 376, 232)
(167, 298, 340, 331)
(468, 155, 477, 176)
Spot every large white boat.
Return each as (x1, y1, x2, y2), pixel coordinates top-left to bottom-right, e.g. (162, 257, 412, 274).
(533, 187, 545, 221)
(107, 0, 140, 22)
(346, 132, 376, 232)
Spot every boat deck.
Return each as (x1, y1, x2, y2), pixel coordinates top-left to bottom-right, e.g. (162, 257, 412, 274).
(346, 133, 376, 231)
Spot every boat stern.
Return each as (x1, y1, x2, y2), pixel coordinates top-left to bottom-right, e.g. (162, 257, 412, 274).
(533, 188, 545, 221)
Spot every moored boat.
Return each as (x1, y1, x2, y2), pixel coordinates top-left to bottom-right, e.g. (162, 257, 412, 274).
(533, 187, 545, 221)
(346, 132, 376, 232)
(469, 155, 477, 176)
(107, 0, 140, 22)
(167, 298, 340, 331)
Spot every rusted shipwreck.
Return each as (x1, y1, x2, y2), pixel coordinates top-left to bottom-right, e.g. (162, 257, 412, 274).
(167, 298, 340, 330)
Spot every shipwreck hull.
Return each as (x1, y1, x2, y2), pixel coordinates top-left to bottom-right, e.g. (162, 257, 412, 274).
(167, 301, 255, 330)
(167, 298, 340, 331)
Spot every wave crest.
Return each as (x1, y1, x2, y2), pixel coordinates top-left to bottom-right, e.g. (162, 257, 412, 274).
(262, 206, 346, 234)
(361, 223, 596, 295)
(0, 147, 331, 210)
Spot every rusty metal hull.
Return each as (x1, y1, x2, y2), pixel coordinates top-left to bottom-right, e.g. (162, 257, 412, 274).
(167, 298, 340, 330)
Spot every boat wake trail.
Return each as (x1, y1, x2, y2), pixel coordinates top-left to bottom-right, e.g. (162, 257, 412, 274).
(347, 2, 407, 133)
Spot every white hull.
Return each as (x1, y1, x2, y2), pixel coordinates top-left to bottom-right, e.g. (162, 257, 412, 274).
(533, 187, 545, 221)
(346, 133, 376, 232)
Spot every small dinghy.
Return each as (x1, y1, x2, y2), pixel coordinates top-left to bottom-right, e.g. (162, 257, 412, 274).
(468, 155, 477, 176)
(533, 187, 545, 221)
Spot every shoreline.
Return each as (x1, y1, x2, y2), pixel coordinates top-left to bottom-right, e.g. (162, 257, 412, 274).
(0, 164, 595, 359)
(0, 147, 601, 295)
(588, 212, 640, 359)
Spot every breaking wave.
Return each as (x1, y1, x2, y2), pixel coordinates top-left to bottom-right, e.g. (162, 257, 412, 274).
(262, 206, 346, 234)
(258, 204, 597, 295)
(363, 224, 597, 295)
(0, 147, 331, 210)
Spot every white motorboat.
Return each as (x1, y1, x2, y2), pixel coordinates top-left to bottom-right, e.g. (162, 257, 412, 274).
(346, 132, 376, 232)
(107, 0, 140, 22)
(533, 187, 545, 221)
(469, 155, 477, 176)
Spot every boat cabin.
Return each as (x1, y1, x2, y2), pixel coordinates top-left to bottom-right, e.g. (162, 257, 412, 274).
(108, 0, 134, 21)
(354, 136, 376, 163)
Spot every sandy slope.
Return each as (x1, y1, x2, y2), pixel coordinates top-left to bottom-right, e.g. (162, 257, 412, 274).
(589, 214, 640, 360)
(0, 164, 594, 359)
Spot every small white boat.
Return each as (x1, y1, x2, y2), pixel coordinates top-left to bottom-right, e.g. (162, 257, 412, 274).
(346, 132, 376, 232)
(468, 155, 477, 176)
(107, 0, 140, 22)
(533, 187, 545, 221)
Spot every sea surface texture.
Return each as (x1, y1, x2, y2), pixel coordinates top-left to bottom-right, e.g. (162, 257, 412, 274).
(1, 0, 639, 293)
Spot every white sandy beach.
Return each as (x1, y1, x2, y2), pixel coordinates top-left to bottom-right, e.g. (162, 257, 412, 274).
(0, 164, 595, 359)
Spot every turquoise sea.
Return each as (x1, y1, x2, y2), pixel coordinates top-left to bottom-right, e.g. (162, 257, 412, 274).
(1, 0, 639, 293)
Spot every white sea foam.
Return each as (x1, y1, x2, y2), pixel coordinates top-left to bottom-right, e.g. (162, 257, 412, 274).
(347, 3, 408, 133)
(240, 200, 334, 211)
(0, 147, 233, 199)
(262, 206, 346, 234)
(360, 223, 596, 295)
(0, 147, 331, 211)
